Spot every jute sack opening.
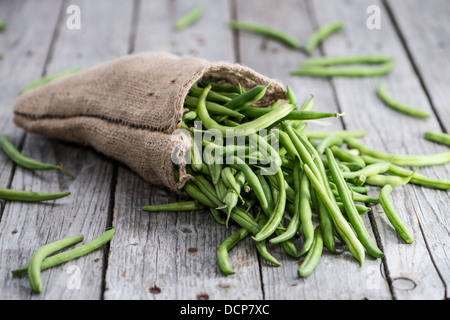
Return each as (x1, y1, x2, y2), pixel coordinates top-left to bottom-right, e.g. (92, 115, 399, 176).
(13, 52, 286, 194)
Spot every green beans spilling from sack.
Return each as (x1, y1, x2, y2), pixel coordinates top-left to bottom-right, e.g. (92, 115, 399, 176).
(142, 80, 450, 277)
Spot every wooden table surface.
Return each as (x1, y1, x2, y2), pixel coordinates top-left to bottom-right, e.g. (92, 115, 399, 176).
(0, 0, 449, 300)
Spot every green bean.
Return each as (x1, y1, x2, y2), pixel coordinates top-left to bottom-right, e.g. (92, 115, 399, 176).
(377, 83, 430, 118)
(240, 107, 343, 121)
(301, 55, 393, 67)
(217, 228, 249, 275)
(298, 227, 323, 277)
(305, 21, 344, 55)
(210, 208, 225, 225)
(228, 157, 269, 214)
(255, 215, 281, 266)
(304, 164, 365, 267)
(198, 79, 242, 93)
(184, 110, 197, 121)
(0, 189, 70, 202)
(224, 171, 246, 227)
(222, 83, 270, 111)
(0, 21, 7, 31)
(142, 201, 205, 212)
(270, 162, 302, 244)
(255, 170, 275, 213)
(253, 168, 286, 242)
(197, 85, 295, 136)
(184, 96, 245, 118)
(20, 67, 82, 94)
(286, 85, 298, 106)
(291, 61, 395, 77)
(27, 234, 85, 293)
(361, 155, 450, 190)
(298, 164, 315, 255)
(0, 134, 75, 179)
(189, 82, 232, 103)
(311, 188, 336, 253)
(329, 145, 365, 168)
(365, 168, 418, 187)
(305, 130, 367, 140)
(424, 131, 450, 147)
(174, 4, 203, 31)
(315, 135, 344, 155)
(379, 185, 414, 244)
(190, 132, 203, 172)
(12, 227, 115, 277)
(227, 21, 300, 48)
(330, 186, 379, 204)
(299, 95, 315, 111)
(341, 162, 391, 179)
(325, 148, 384, 258)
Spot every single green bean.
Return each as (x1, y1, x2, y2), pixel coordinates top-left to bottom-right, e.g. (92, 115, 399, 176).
(269, 161, 302, 244)
(329, 145, 365, 168)
(255, 215, 281, 266)
(298, 227, 323, 277)
(325, 148, 384, 258)
(224, 171, 246, 227)
(286, 85, 298, 106)
(0, 189, 70, 202)
(0, 134, 75, 178)
(240, 107, 343, 121)
(301, 55, 393, 67)
(341, 162, 391, 179)
(365, 168, 418, 187)
(189, 82, 232, 103)
(377, 83, 430, 118)
(315, 135, 344, 155)
(291, 61, 395, 77)
(27, 234, 85, 293)
(12, 227, 115, 277)
(184, 96, 245, 118)
(305, 130, 366, 139)
(174, 4, 204, 31)
(227, 21, 300, 48)
(222, 83, 270, 111)
(304, 164, 365, 267)
(20, 67, 82, 94)
(311, 188, 336, 253)
(379, 185, 414, 244)
(142, 201, 205, 212)
(253, 168, 286, 242)
(184, 110, 198, 121)
(298, 164, 314, 255)
(305, 21, 344, 55)
(424, 131, 450, 147)
(217, 227, 249, 275)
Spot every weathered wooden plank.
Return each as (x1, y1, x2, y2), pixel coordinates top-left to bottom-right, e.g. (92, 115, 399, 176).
(383, 0, 450, 298)
(104, 0, 264, 300)
(0, 0, 65, 299)
(235, 0, 391, 300)
(0, 0, 134, 299)
(385, 0, 450, 131)
(311, 0, 449, 299)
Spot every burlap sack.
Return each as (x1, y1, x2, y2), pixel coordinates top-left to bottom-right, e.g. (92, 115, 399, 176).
(13, 52, 286, 194)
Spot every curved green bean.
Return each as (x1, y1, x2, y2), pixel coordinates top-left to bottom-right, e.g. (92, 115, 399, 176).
(217, 228, 249, 275)
(305, 21, 344, 55)
(0, 189, 70, 202)
(175, 4, 203, 31)
(424, 131, 450, 147)
(223, 83, 270, 111)
(197, 85, 295, 136)
(305, 130, 366, 140)
(365, 168, 418, 187)
(341, 162, 391, 179)
(184, 96, 245, 118)
(12, 227, 116, 277)
(0, 134, 75, 178)
(379, 185, 414, 244)
(240, 107, 343, 121)
(227, 21, 300, 48)
(27, 234, 85, 293)
(377, 83, 430, 118)
(298, 227, 323, 277)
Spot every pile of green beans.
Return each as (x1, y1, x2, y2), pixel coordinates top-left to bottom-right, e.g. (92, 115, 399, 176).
(141, 79, 450, 278)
